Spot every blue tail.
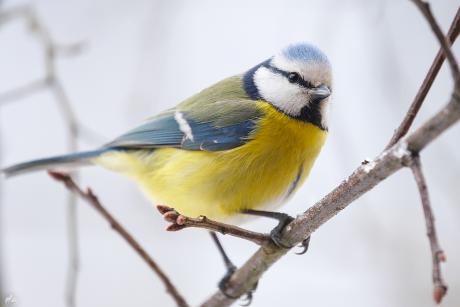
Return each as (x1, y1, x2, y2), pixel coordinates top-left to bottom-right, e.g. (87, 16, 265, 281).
(2, 148, 112, 178)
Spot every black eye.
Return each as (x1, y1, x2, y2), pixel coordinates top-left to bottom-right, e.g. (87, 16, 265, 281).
(287, 72, 300, 83)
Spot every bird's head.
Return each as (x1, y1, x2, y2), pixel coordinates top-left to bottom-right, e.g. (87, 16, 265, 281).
(243, 43, 332, 130)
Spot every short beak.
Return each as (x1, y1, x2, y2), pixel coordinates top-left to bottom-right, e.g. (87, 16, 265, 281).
(310, 84, 331, 101)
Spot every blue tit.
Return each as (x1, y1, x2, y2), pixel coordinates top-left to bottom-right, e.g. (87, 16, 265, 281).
(3, 43, 332, 226)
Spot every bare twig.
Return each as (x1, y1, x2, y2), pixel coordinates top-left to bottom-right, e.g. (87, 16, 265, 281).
(386, 7, 460, 148)
(408, 155, 447, 304)
(48, 172, 189, 307)
(411, 1, 460, 83)
(157, 205, 271, 246)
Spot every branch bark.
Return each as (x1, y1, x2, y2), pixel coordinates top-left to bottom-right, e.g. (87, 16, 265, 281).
(48, 171, 189, 307)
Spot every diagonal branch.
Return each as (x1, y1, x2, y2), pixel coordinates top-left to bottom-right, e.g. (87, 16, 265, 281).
(386, 7, 460, 148)
(408, 155, 447, 304)
(48, 171, 189, 307)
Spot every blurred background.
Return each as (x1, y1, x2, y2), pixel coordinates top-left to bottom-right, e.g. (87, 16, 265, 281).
(0, 0, 459, 306)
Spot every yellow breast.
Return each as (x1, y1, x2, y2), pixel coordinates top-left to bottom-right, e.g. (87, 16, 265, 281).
(97, 102, 327, 221)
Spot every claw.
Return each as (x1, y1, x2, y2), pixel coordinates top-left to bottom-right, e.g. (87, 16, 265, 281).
(219, 266, 256, 305)
(239, 292, 253, 306)
(295, 237, 311, 255)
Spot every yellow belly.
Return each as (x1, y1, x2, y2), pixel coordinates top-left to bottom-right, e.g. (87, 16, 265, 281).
(96, 102, 327, 221)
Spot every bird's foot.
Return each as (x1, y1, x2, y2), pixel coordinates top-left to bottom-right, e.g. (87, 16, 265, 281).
(267, 213, 310, 254)
(218, 265, 257, 306)
(243, 210, 310, 255)
(241, 209, 311, 254)
(268, 213, 294, 248)
(156, 205, 188, 231)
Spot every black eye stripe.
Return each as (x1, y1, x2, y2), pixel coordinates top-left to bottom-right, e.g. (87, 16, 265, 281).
(262, 62, 314, 88)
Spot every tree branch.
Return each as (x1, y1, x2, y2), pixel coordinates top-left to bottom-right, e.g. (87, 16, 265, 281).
(48, 171, 189, 307)
(386, 7, 460, 148)
(408, 155, 447, 303)
(156, 205, 270, 246)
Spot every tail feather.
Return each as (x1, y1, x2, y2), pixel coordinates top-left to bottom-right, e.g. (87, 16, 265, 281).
(2, 148, 111, 177)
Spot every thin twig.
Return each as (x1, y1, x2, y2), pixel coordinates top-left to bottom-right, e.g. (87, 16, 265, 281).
(408, 155, 447, 304)
(156, 205, 271, 246)
(411, 1, 460, 83)
(386, 7, 460, 149)
(48, 171, 189, 307)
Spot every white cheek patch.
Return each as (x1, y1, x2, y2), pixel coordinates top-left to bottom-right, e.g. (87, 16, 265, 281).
(174, 111, 194, 141)
(254, 67, 306, 116)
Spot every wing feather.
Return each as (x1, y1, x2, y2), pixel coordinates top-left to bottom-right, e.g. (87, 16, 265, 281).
(106, 77, 262, 152)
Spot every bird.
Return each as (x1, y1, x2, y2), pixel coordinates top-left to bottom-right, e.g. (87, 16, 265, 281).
(2, 42, 332, 300)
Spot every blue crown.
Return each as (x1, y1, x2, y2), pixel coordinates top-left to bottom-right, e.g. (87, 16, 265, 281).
(282, 43, 329, 64)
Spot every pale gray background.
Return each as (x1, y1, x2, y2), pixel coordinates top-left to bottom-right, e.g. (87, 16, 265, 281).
(1, 0, 459, 306)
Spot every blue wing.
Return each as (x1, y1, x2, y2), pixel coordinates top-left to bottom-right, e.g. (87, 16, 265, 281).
(106, 110, 259, 152)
